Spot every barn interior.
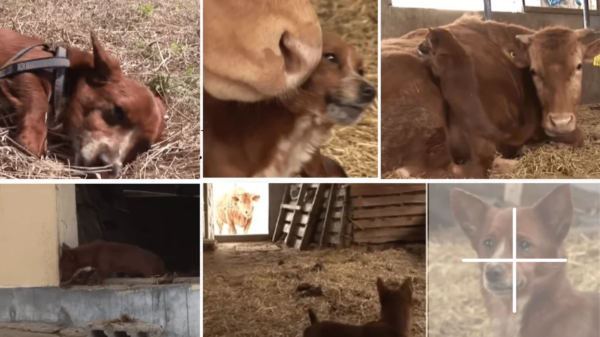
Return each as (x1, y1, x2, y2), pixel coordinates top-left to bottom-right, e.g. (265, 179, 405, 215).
(383, 0, 600, 178)
(427, 183, 600, 336)
(202, 183, 427, 337)
(74, 184, 201, 281)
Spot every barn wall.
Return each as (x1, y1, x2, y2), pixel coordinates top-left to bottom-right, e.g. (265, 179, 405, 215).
(349, 184, 426, 244)
(382, 1, 600, 104)
(0, 184, 77, 288)
(269, 184, 287, 234)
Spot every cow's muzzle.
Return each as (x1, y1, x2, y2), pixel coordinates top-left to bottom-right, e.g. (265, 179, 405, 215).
(544, 112, 577, 136)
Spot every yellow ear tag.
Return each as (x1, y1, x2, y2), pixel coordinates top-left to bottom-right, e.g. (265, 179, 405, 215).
(594, 54, 600, 67)
(510, 51, 516, 59)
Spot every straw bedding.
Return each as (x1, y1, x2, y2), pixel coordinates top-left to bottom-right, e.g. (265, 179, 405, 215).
(0, 0, 200, 179)
(428, 229, 600, 337)
(314, 0, 379, 178)
(203, 245, 425, 337)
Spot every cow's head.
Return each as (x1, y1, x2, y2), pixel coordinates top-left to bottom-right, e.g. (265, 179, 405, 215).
(509, 28, 600, 136)
(232, 192, 260, 219)
(68, 33, 166, 177)
(203, 0, 322, 102)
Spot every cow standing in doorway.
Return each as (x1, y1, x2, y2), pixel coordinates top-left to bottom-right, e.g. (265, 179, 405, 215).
(216, 187, 261, 235)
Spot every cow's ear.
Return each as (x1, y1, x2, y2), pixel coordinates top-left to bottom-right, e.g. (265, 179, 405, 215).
(232, 196, 239, 202)
(583, 39, 600, 63)
(450, 189, 491, 244)
(251, 195, 260, 202)
(533, 184, 572, 243)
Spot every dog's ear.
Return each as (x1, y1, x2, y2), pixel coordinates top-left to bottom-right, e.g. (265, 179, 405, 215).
(376, 277, 387, 299)
(400, 277, 414, 295)
(450, 189, 491, 243)
(61, 243, 72, 251)
(307, 309, 318, 325)
(91, 31, 123, 82)
(533, 184, 572, 243)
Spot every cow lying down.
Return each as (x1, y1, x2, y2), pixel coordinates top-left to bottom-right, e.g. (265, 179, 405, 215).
(203, 33, 376, 177)
(303, 277, 414, 337)
(380, 15, 600, 178)
(59, 240, 167, 286)
(0, 29, 166, 177)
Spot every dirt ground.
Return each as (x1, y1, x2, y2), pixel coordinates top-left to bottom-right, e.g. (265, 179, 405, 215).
(203, 243, 426, 337)
(427, 229, 600, 337)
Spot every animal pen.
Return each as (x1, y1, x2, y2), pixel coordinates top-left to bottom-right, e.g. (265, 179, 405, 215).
(202, 183, 427, 337)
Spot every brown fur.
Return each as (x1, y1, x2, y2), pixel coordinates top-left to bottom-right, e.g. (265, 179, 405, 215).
(203, 0, 322, 102)
(381, 15, 600, 178)
(203, 34, 375, 177)
(59, 240, 166, 285)
(303, 277, 414, 337)
(216, 187, 260, 234)
(0, 29, 166, 177)
(451, 185, 600, 337)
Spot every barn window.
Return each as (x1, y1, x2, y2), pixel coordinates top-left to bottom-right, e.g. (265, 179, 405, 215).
(67, 184, 200, 286)
(523, 0, 598, 14)
(390, 0, 524, 13)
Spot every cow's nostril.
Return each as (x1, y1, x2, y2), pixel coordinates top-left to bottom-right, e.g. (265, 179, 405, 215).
(280, 32, 301, 74)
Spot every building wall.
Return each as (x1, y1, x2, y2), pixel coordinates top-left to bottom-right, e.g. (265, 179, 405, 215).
(0, 185, 77, 288)
(381, 2, 600, 103)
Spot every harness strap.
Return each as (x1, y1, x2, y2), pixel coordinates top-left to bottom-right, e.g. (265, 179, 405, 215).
(51, 46, 68, 130)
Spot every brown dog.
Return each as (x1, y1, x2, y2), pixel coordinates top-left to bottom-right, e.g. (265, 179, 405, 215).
(0, 29, 166, 177)
(418, 27, 518, 165)
(303, 277, 414, 337)
(59, 240, 166, 285)
(203, 33, 376, 177)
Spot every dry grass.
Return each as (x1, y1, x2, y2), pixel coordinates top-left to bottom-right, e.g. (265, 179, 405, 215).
(314, 0, 379, 178)
(203, 245, 425, 337)
(0, 0, 200, 179)
(428, 229, 600, 337)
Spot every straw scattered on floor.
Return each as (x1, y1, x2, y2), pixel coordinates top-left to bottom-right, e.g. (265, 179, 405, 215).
(314, 0, 379, 178)
(0, 0, 200, 179)
(203, 245, 425, 337)
(428, 229, 600, 337)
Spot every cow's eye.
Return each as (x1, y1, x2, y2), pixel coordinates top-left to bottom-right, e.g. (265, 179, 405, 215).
(577, 63, 583, 70)
(113, 105, 125, 123)
(358, 69, 365, 76)
(324, 53, 339, 64)
(483, 239, 494, 249)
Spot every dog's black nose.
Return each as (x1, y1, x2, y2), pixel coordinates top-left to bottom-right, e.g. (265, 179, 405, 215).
(360, 83, 376, 102)
(485, 264, 504, 283)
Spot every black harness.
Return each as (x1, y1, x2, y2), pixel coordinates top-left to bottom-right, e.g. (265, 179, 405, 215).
(0, 43, 70, 130)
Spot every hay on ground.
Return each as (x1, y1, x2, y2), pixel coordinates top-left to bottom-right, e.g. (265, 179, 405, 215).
(0, 0, 200, 179)
(428, 230, 600, 337)
(314, 0, 378, 178)
(203, 245, 425, 337)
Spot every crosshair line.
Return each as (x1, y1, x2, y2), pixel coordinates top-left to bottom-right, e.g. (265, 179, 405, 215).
(461, 208, 568, 313)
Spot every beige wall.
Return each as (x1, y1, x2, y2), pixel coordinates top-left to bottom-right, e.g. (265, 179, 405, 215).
(0, 184, 77, 288)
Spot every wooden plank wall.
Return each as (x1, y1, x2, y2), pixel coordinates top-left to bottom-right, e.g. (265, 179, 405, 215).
(349, 184, 426, 244)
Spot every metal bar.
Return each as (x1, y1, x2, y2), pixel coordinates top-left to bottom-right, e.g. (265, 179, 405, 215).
(483, 0, 492, 20)
(583, 0, 591, 28)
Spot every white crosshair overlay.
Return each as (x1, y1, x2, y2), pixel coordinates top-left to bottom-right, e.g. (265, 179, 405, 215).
(461, 208, 568, 313)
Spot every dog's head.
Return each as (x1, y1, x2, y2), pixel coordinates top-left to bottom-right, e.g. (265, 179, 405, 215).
(285, 33, 376, 126)
(451, 185, 573, 299)
(59, 243, 79, 282)
(67, 33, 166, 177)
(376, 277, 414, 331)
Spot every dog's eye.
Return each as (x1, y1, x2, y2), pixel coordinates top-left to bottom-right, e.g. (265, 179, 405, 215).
(324, 53, 339, 64)
(358, 69, 365, 76)
(113, 105, 125, 123)
(577, 63, 583, 70)
(518, 240, 532, 252)
(483, 239, 494, 249)
(530, 68, 536, 76)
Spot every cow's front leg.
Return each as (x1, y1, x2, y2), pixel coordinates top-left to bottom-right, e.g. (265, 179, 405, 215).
(228, 223, 237, 235)
(1, 74, 50, 156)
(243, 218, 252, 234)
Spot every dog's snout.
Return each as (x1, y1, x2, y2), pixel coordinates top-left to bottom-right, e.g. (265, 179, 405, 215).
(485, 264, 505, 283)
(359, 83, 376, 102)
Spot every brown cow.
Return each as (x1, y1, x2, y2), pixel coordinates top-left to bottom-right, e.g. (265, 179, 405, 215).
(381, 15, 600, 178)
(204, 34, 375, 177)
(216, 187, 261, 235)
(203, 0, 322, 102)
(0, 29, 166, 177)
